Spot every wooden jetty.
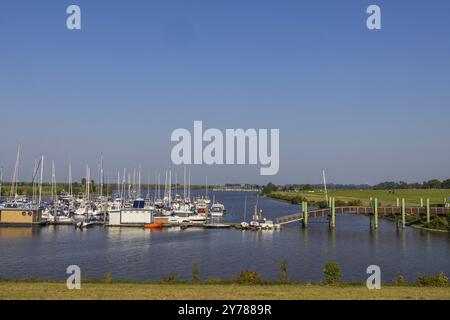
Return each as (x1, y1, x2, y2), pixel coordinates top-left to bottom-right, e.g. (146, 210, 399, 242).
(276, 197, 449, 230)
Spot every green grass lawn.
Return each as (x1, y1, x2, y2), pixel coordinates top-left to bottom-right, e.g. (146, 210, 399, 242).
(270, 189, 450, 206)
(0, 282, 449, 300)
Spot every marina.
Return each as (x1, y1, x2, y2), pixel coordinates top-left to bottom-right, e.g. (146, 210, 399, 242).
(0, 190, 449, 283)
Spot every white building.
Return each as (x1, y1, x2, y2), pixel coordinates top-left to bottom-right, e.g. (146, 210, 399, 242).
(108, 199, 154, 226)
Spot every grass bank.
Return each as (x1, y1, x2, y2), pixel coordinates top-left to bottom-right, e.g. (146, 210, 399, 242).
(0, 281, 449, 300)
(267, 189, 450, 207)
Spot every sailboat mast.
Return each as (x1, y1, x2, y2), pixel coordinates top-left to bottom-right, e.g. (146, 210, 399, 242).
(10, 145, 21, 199)
(38, 155, 44, 206)
(0, 166, 3, 200)
(183, 166, 186, 199)
(100, 154, 104, 198)
(188, 167, 191, 200)
(244, 195, 247, 222)
(68, 162, 73, 196)
(322, 169, 328, 203)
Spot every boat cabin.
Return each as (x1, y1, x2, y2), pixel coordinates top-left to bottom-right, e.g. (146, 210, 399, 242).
(0, 208, 46, 226)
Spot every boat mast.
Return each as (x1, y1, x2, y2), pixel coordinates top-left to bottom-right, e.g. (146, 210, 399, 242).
(168, 170, 172, 206)
(117, 171, 120, 198)
(32, 158, 37, 204)
(183, 166, 186, 200)
(244, 195, 247, 222)
(188, 167, 191, 200)
(52, 160, 57, 222)
(158, 173, 161, 200)
(322, 169, 328, 203)
(9, 145, 21, 200)
(100, 153, 104, 198)
(68, 162, 73, 196)
(85, 164, 90, 202)
(38, 155, 44, 206)
(52, 161, 57, 203)
(138, 164, 141, 198)
(0, 166, 3, 200)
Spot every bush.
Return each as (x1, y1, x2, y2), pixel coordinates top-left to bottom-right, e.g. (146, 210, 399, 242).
(103, 272, 113, 284)
(317, 201, 328, 209)
(234, 271, 262, 284)
(278, 260, 289, 284)
(347, 200, 363, 206)
(416, 272, 448, 287)
(162, 272, 178, 283)
(204, 277, 223, 284)
(393, 272, 406, 286)
(335, 200, 347, 207)
(323, 261, 341, 285)
(192, 263, 200, 283)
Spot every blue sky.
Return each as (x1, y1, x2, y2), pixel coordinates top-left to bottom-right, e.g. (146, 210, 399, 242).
(0, 0, 449, 185)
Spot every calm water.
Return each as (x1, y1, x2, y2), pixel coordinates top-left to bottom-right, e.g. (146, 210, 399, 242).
(0, 191, 448, 283)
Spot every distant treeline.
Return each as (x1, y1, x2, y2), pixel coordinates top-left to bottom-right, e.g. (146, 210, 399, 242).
(0, 181, 220, 197)
(261, 179, 450, 195)
(373, 179, 450, 190)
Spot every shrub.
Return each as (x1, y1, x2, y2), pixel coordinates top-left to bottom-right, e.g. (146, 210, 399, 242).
(323, 261, 341, 285)
(416, 272, 448, 287)
(103, 272, 113, 284)
(204, 277, 223, 284)
(162, 272, 178, 283)
(234, 271, 262, 284)
(318, 201, 328, 209)
(192, 263, 200, 283)
(278, 260, 289, 284)
(347, 200, 363, 207)
(393, 272, 406, 286)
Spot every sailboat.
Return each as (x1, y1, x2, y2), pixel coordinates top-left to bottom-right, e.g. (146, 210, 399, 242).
(240, 195, 249, 229)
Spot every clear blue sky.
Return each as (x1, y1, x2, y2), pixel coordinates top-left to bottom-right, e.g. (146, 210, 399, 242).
(0, 0, 449, 185)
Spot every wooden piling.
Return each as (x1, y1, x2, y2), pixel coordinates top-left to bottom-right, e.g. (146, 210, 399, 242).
(330, 197, 336, 229)
(374, 197, 378, 229)
(401, 198, 406, 229)
(302, 201, 308, 228)
(426, 198, 430, 224)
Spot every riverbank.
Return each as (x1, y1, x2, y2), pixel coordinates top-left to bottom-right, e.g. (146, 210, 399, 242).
(1, 281, 449, 300)
(266, 189, 450, 207)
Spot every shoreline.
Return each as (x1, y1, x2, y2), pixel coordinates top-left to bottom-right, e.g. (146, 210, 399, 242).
(266, 194, 450, 233)
(0, 281, 449, 300)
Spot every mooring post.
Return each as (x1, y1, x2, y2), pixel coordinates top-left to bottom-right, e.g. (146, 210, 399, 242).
(401, 198, 406, 229)
(330, 197, 336, 229)
(426, 198, 430, 224)
(420, 198, 423, 207)
(302, 201, 308, 228)
(369, 197, 373, 207)
(396, 198, 400, 207)
(374, 197, 378, 229)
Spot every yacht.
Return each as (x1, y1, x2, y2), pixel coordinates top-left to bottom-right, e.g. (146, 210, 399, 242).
(210, 202, 225, 217)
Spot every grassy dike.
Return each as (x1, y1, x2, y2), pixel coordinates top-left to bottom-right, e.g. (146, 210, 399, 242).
(267, 189, 450, 207)
(0, 281, 449, 300)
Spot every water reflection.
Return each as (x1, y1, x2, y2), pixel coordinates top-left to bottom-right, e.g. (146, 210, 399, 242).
(0, 227, 42, 238)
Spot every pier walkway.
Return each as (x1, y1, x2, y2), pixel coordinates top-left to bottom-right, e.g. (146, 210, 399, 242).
(276, 206, 448, 225)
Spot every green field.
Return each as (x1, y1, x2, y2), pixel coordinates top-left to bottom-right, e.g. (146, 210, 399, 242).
(270, 189, 450, 206)
(0, 282, 449, 300)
